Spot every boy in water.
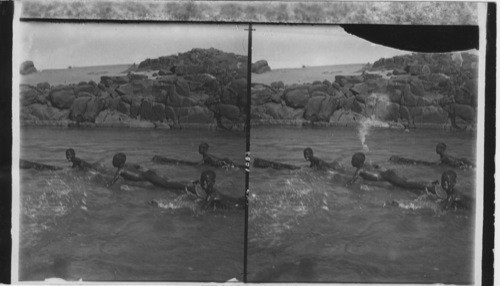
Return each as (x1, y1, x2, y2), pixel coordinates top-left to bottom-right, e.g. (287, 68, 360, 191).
(303, 147, 343, 171)
(346, 152, 437, 195)
(66, 148, 98, 171)
(435, 142, 474, 169)
(438, 170, 473, 210)
(389, 142, 473, 169)
(188, 170, 245, 210)
(386, 170, 472, 211)
(198, 142, 244, 169)
(106, 153, 189, 194)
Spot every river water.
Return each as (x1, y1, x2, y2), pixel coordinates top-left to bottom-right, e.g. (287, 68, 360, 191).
(18, 127, 246, 282)
(248, 126, 476, 283)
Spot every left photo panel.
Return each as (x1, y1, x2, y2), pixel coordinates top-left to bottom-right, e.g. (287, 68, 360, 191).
(15, 22, 248, 282)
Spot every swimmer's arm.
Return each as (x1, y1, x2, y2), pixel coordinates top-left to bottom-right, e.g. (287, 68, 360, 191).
(106, 168, 123, 187)
(345, 168, 361, 186)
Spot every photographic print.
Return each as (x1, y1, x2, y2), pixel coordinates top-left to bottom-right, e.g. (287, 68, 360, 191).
(10, 1, 492, 285)
(16, 22, 248, 282)
(248, 24, 480, 283)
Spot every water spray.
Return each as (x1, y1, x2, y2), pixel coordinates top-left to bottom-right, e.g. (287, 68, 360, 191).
(357, 93, 390, 152)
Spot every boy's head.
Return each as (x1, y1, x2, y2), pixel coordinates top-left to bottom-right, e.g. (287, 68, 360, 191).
(112, 153, 127, 168)
(303, 148, 313, 161)
(200, 170, 216, 192)
(199, 142, 209, 155)
(65, 148, 75, 161)
(436, 142, 447, 155)
(441, 170, 457, 196)
(351, 152, 366, 168)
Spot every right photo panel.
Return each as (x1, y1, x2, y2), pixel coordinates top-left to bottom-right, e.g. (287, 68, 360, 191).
(248, 25, 478, 283)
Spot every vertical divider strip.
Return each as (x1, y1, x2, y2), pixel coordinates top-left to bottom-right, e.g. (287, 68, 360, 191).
(243, 22, 253, 283)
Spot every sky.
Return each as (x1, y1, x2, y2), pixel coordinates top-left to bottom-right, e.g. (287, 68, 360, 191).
(19, 22, 411, 70)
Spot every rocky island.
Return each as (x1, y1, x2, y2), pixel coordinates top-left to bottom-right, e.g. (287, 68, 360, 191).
(20, 49, 477, 130)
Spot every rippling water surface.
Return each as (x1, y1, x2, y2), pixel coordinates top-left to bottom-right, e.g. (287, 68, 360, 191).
(19, 127, 245, 282)
(248, 126, 476, 283)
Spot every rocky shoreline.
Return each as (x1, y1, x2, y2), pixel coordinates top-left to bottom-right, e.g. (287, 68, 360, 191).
(20, 49, 477, 131)
(250, 52, 478, 131)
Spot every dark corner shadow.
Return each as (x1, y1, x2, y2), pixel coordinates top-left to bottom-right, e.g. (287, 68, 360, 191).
(341, 25, 479, 53)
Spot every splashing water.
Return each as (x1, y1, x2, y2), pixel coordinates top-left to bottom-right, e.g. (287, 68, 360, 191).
(357, 116, 390, 152)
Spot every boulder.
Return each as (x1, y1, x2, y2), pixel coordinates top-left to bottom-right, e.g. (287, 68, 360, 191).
(409, 78, 426, 97)
(251, 85, 275, 105)
(36, 82, 50, 91)
(165, 106, 177, 122)
(178, 106, 214, 124)
(421, 64, 431, 76)
(116, 100, 130, 114)
(49, 87, 76, 109)
(350, 83, 371, 96)
(405, 64, 422, 75)
(69, 97, 92, 121)
(76, 91, 94, 98)
(351, 99, 364, 114)
(317, 96, 340, 121)
(271, 81, 285, 90)
(401, 85, 418, 107)
(20, 61, 37, 75)
(28, 104, 69, 121)
(167, 90, 197, 107)
(263, 103, 298, 120)
(399, 106, 411, 122)
(218, 104, 241, 121)
(129, 100, 141, 119)
(83, 97, 105, 122)
(139, 98, 153, 120)
(308, 83, 329, 95)
(95, 110, 129, 126)
(284, 88, 310, 108)
(415, 106, 448, 125)
(330, 109, 363, 125)
(101, 76, 129, 86)
(229, 78, 248, 108)
(454, 104, 475, 122)
(304, 96, 326, 120)
(116, 83, 134, 97)
(417, 97, 433, 106)
(20, 84, 46, 106)
(131, 79, 153, 95)
(74, 84, 96, 95)
(175, 79, 190, 97)
(252, 60, 271, 74)
(389, 90, 402, 103)
(373, 101, 400, 121)
(151, 103, 166, 122)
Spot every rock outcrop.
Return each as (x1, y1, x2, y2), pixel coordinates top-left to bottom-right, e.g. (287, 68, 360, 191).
(20, 48, 248, 129)
(252, 60, 271, 74)
(20, 61, 37, 75)
(251, 52, 478, 130)
(20, 51, 478, 130)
